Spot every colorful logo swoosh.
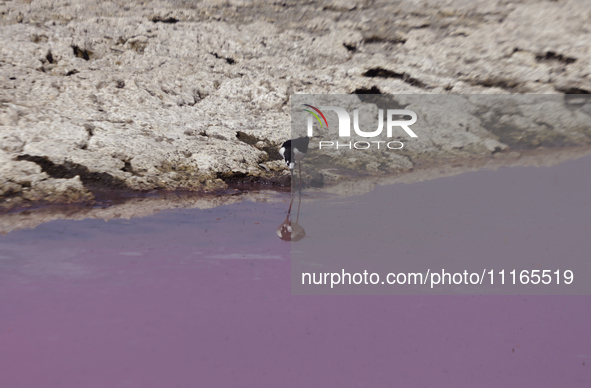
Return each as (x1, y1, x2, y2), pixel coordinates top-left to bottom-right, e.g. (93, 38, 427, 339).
(301, 104, 329, 128)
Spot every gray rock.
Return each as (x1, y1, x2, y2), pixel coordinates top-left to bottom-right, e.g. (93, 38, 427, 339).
(0, 0, 590, 210)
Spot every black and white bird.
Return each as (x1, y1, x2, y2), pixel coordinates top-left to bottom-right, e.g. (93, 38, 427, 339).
(279, 136, 309, 192)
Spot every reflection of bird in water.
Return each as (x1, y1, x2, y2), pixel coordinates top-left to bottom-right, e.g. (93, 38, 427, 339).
(279, 136, 309, 193)
(277, 195, 305, 241)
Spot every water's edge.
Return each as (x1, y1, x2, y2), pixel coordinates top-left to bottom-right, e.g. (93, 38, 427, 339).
(2, 145, 591, 235)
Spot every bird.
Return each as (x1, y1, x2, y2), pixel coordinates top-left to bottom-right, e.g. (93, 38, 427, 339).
(279, 136, 309, 193)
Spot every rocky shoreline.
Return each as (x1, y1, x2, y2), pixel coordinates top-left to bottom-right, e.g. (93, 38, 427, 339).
(1, 0, 590, 211)
(2, 144, 591, 235)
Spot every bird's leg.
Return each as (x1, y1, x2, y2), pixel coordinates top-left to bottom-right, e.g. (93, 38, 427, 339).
(287, 194, 294, 216)
(296, 194, 302, 223)
(298, 162, 302, 195)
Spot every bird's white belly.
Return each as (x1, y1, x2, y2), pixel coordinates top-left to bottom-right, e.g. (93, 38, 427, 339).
(293, 149, 305, 162)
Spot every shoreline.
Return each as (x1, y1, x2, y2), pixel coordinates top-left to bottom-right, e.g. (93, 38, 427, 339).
(3, 143, 590, 234)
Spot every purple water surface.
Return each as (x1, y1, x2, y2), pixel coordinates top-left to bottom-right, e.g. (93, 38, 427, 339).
(0, 191, 590, 386)
(293, 154, 591, 295)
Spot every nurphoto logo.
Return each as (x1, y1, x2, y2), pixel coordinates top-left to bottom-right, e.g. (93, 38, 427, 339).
(302, 104, 418, 150)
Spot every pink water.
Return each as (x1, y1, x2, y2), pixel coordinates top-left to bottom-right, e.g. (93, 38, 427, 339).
(0, 191, 590, 386)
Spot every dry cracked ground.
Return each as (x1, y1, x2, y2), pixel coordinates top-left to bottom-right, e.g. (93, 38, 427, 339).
(1, 0, 591, 212)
